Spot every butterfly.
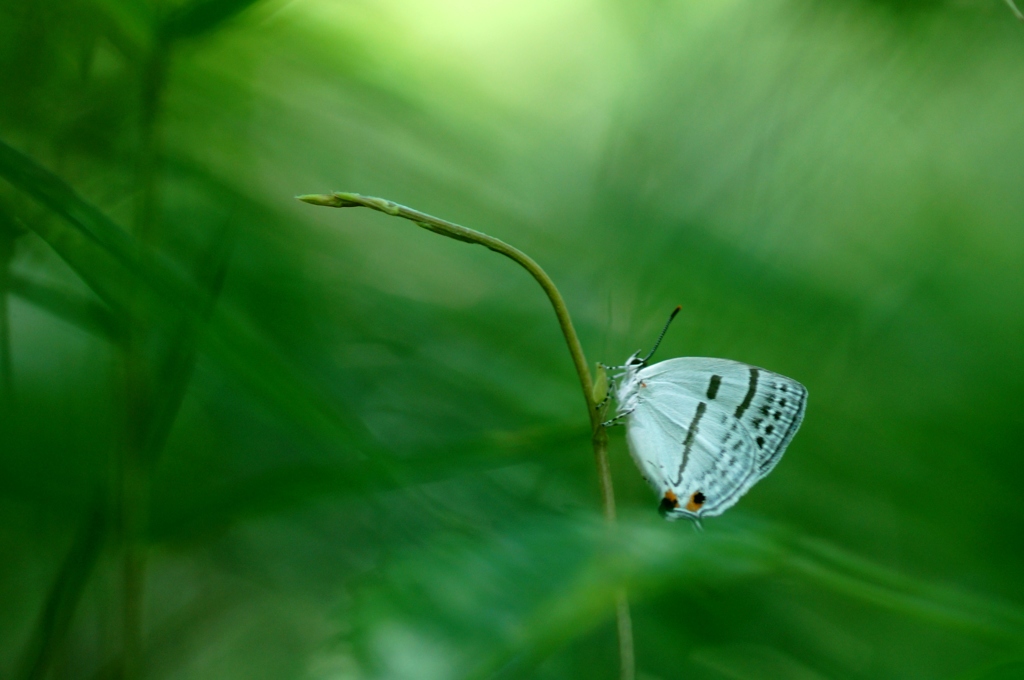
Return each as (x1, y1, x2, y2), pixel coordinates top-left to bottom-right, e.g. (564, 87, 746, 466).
(601, 307, 807, 523)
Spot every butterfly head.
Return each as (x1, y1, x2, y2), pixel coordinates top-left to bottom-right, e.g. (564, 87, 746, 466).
(612, 307, 682, 395)
(625, 351, 645, 369)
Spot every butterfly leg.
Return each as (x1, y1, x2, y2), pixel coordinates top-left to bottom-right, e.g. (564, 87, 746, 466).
(600, 360, 631, 379)
(601, 408, 633, 428)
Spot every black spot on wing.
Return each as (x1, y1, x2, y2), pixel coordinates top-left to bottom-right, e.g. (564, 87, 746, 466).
(658, 493, 679, 516)
(775, 383, 807, 460)
(751, 377, 807, 475)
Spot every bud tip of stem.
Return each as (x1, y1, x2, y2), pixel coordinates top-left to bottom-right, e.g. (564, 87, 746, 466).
(296, 193, 336, 206)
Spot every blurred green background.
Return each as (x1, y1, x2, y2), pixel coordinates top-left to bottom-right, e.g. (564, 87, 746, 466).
(2, 0, 1024, 678)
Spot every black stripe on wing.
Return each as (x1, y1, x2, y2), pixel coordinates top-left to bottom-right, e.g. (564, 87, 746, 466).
(734, 368, 759, 418)
(674, 401, 707, 485)
(706, 374, 722, 400)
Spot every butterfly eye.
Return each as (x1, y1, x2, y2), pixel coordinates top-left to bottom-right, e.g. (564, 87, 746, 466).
(658, 490, 680, 515)
(686, 491, 706, 512)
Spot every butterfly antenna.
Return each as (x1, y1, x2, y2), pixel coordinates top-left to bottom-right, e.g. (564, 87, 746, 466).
(640, 305, 682, 364)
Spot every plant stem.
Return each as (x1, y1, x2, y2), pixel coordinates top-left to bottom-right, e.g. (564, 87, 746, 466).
(298, 191, 635, 679)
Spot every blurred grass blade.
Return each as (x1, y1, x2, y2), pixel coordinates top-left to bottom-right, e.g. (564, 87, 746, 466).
(1005, 0, 1024, 21)
(152, 422, 585, 541)
(160, 0, 263, 40)
(353, 515, 783, 680)
(957, 659, 1024, 680)
(689, 645, 829, 680)
(140, 220, 235, 463)
(0, 215, 14, 400)
(0, 138, 208, 314)
(470, 523, 784, 680)
(0, 137, 382, 467)
(89, 0, 155, 53)
(352, 516, 1024, 680)
(788, 536, 1024, 640)
(8, 272, 124, 345)
(15, 499, 107, 680)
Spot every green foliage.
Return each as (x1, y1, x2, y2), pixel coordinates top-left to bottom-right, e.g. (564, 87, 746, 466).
(1, 0, 1023, 679)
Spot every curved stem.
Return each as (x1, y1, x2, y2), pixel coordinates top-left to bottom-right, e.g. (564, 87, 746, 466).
(299, 191, 633, 676)
(305, 193, 599, 422)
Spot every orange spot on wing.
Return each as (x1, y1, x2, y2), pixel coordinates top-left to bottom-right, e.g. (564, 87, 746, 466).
(686, 491, 706, 512)
(658, 490, 680, 515)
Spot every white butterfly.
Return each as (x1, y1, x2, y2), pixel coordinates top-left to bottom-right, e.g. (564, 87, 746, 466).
(603, 307, 807, 523)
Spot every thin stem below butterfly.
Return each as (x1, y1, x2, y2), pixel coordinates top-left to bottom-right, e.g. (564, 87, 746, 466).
(298, 191, 635, 680)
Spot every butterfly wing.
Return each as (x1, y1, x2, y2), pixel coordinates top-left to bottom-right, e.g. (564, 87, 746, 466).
(624, 398, 689, 493)
(636, 358, 807, 518)
(628, 388, 758, 518)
